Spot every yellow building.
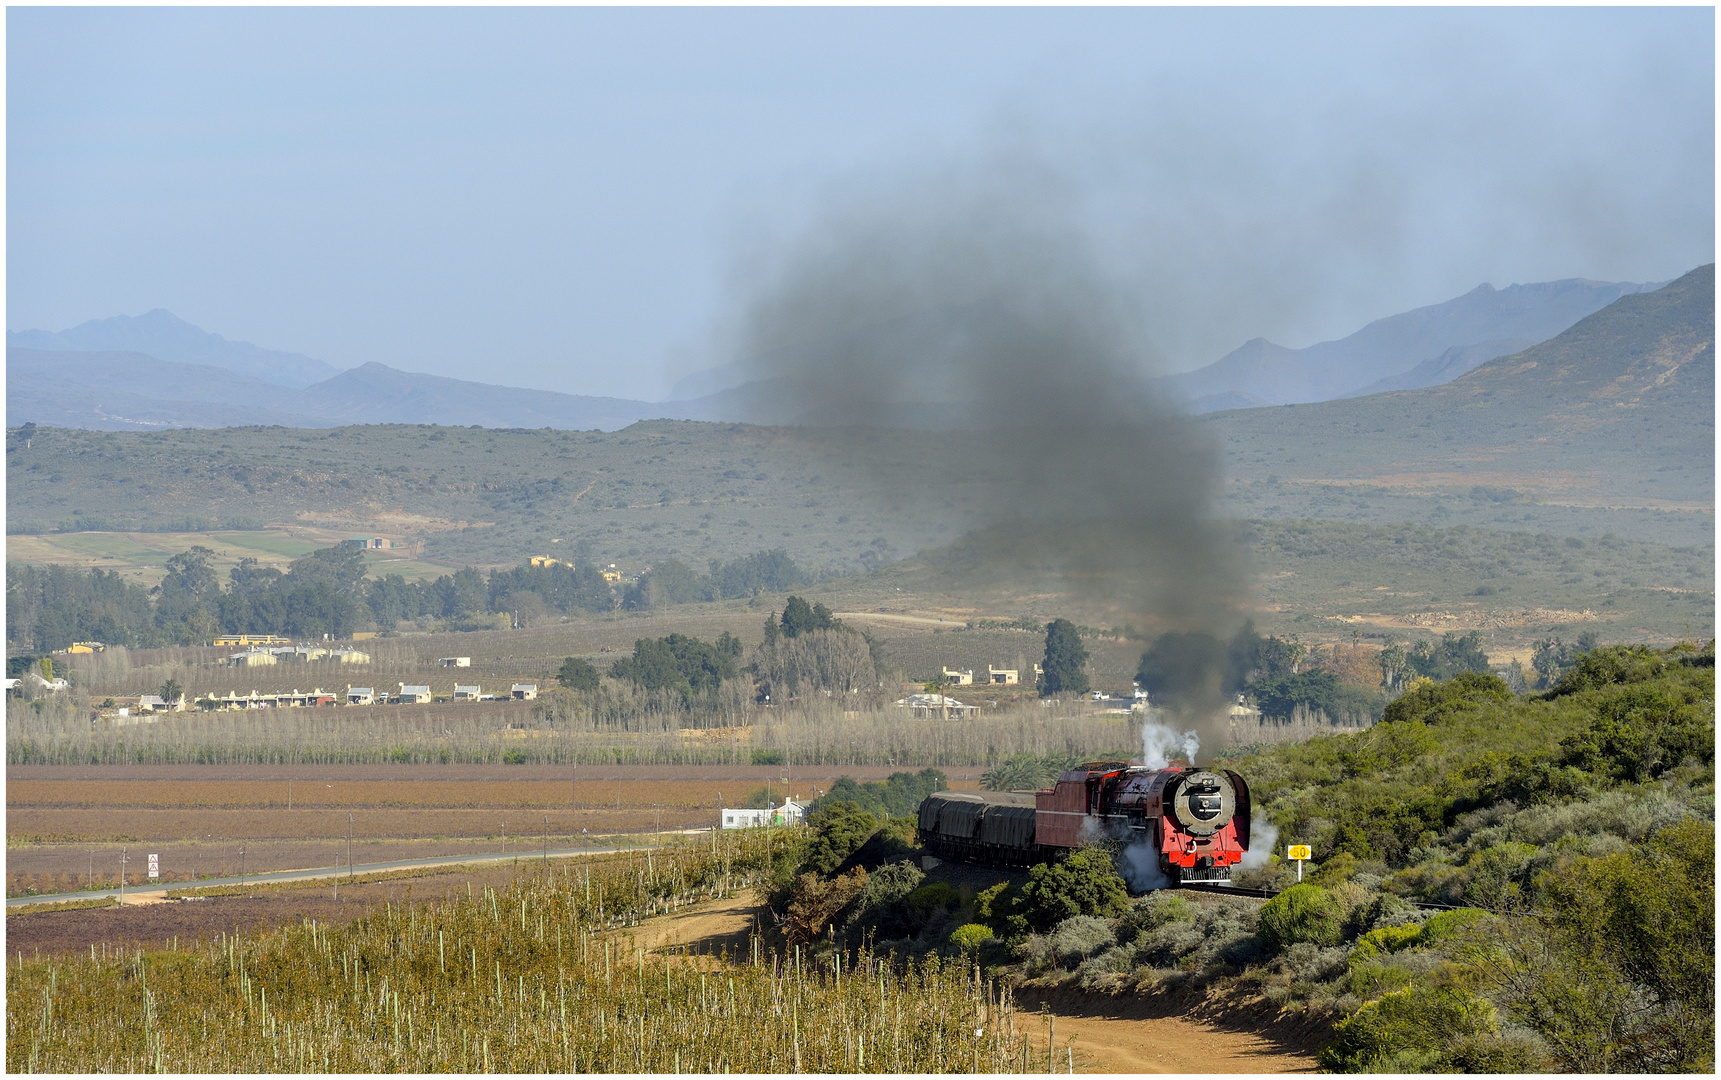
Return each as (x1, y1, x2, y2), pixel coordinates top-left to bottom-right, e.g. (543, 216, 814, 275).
(213, 634, 289, 648)
(529, 556, 568, 568)
(65, 641, 106, 654)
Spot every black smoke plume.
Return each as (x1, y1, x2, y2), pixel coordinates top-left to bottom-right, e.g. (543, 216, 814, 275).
(732, 166, 1247, 752)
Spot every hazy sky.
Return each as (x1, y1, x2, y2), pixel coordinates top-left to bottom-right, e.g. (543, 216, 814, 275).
(8, 7, 1713, 400)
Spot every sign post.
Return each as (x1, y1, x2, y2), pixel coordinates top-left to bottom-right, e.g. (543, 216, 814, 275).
(147, 853, 159, 880)
(1287, 844, 1311, 882)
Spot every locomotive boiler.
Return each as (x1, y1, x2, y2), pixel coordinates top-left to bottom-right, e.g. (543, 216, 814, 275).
(917, 761, 1251, 886)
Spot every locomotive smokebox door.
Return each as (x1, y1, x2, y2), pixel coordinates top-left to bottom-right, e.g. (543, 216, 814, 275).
(1169, 771, 1236, 837)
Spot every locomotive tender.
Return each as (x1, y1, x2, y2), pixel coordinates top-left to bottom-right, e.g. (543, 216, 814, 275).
(917, 761, 1252, 885)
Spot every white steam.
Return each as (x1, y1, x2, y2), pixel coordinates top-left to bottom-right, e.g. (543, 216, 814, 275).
(1119, 839, 1171, 893)
(1140, 716, 1200, 770)
(1240, 820, 1279, 871)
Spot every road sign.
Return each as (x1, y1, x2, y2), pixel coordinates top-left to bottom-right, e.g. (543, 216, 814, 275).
(147, 853, 159, 880)
(1287, 845, 1311, 861)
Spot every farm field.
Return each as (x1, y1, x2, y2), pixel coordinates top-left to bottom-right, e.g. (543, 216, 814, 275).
(5, 763, 986, 897)
(7, 858, 536, 958)
(5, 527, 450, 586)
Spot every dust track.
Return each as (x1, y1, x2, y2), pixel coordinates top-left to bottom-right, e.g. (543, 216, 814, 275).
(625, 890, 1321, 1074)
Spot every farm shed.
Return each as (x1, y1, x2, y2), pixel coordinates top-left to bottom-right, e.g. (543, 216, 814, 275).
(510, 683, 538, 701)
(439, 656, 472, 668)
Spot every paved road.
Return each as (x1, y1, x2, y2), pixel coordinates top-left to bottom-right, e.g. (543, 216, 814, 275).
(6, 841, 677, 909)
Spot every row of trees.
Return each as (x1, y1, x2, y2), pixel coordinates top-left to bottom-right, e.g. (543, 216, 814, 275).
(549, 595, 884, 709)
(620, 549, 807, 610)
(6, 543, 814, 651)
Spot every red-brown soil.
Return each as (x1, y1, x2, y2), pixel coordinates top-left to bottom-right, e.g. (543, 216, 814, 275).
(7, 763, 982, 895)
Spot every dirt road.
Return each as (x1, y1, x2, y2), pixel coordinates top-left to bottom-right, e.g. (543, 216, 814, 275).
(625, 889, 1321, 1074)
(1013, 1005, 1318, 1074)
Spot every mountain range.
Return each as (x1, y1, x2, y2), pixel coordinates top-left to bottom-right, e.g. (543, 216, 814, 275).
(8, 309, 345, 389)
(1162, 276, 1664, 412)
(4, 271, 1685, 431)
(1207, 263, 1714, 511)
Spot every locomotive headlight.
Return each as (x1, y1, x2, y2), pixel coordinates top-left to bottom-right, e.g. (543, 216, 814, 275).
(1170, 771, 1236, 836)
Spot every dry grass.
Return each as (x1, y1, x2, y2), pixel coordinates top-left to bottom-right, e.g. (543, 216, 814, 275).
(7, 830, 1031, 1073)
(9, 694, 1142, 767)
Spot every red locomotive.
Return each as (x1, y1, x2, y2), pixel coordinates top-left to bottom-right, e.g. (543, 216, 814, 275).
(917, 761, 1252, 886)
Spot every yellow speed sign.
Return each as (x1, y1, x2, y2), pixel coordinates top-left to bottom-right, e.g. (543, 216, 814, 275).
(1287, 845, 1312, 861)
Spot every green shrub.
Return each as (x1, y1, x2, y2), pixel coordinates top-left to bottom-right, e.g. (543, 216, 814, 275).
(948, 924, 996, 951)
(1348, 923, 1424, 965)
(1258, 883, 1343, 950)
(556, 657, 600, 691)
(1049, 915, 1116, 963)
(842, 860, 926, 939)
(1382, 671, 1512, 725)
(973, 882, 1015, 936)
(1321, 985, 1499, 1072)
(1306, 850, 1359, 886)
(1009, 849, 1130, 935)
(1116, 892, 1198, 944)
(1461, 841, 1538, 909)
(902, 882, 962, 928)
(1559, 684, 1713, 784)
(1547, 644, 1667, 696)
(802, 803, 878, 875)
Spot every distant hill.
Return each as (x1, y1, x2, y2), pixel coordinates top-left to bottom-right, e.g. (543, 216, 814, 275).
(1207, 265, 1715, 511)
(293, 362, 687, 429)
(7, 348, 335, 430)
(1166, 276, 1663, 411)
(5, 351, 725, 433)
(8, 309, 345, 389)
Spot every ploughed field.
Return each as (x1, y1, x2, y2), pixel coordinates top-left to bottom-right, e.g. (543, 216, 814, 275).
(6, 763, 983, 897)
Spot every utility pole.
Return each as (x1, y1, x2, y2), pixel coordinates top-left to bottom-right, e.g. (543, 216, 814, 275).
(118, 848, 127, 907)
(347, 813, 353, 881)
(239, 845, 246, 896)
(544, 816, 549, 863)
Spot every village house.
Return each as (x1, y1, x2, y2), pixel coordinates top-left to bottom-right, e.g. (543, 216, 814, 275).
(894, 693, 980, 720)
(987, 665, 1019, 684)
(719, 798, 806, 829)
(453, 684, 482, 701)
(346, 686, 376, 706)
(510, 683, 538, 701)
(940, 667, 974, 685)
(397, 684, 434, 704)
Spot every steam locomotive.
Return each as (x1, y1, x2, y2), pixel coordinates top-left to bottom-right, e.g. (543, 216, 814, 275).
(916, 761, 1252, 885)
